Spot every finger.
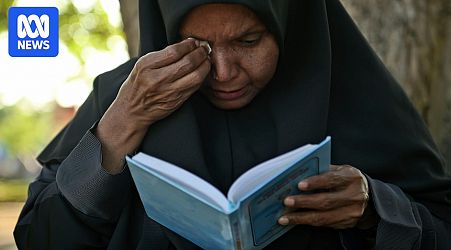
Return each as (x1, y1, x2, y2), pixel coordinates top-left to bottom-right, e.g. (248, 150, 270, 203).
(162, 46, 209, 83)
(141, 59, 209, 114)
(323, 219, 358, 229)
(144, 86, 192, 105)
(284, 188, 369, 210)
(278, 210, 336, 227)
(150, 90, 191, 111)
(145, 60, 210, 112)
(298, 170, 349, 191)
(138, 38, 199, 69)
(315, 204, 363, 229)
(329, 164, 343, 171)
(143, 83, 199, 115)
(278, 205, 362, 228)
(165, 59, 211, 92)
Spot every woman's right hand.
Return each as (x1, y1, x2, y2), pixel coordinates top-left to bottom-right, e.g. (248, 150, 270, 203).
(96, 38, 211, 173)
(113, 38, 211, 128)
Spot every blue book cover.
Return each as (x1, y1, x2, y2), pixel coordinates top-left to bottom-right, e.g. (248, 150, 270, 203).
(127, 137, 331, 249)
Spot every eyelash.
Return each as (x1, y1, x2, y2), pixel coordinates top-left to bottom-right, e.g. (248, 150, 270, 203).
(237, 36, 262, 47)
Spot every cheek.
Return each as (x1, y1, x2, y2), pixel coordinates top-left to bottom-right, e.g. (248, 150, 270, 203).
(242, 43, 279, 89)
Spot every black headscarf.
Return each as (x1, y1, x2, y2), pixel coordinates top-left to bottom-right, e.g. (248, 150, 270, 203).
(38, 0, 451, 227)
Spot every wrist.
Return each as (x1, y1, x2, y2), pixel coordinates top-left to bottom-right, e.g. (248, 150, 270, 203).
(101, 101, 149, 136)
(355, 193, 380, 230)
(96, 108, 148, 174)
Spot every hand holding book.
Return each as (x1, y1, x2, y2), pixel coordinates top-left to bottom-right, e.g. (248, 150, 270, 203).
(278, 165, 371, 229)
(127, 137, 331, 249)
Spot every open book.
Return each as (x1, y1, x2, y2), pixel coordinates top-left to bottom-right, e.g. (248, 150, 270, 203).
(126, 137, 331, 250)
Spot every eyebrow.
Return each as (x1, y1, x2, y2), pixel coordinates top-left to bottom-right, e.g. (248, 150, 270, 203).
(233, 23, 267, 39)
(180, 23, 267, 43)
(236, 30, 266, 39)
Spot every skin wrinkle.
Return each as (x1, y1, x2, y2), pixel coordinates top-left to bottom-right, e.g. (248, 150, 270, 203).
(179, 4, 280, 110)
(95, 37, 211, 173)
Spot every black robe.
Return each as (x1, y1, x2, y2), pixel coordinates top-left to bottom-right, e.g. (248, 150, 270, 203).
(14, 0, 451, 249)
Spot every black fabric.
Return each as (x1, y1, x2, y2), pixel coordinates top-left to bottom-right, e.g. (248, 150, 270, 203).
(56, 126, 131, 221)
(15, 0, 451, 249)
(156, 0, 289, 50)
(129, 0, 451, 223)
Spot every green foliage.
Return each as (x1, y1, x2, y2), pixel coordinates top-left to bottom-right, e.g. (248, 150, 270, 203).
(0, 179, 28, 201)
(59, 2, 125, 64)
(0, 1, 125, 63)
(0, 103, 53, 156)
(0, 0, 15, 32)
(0, 1, 126, 159)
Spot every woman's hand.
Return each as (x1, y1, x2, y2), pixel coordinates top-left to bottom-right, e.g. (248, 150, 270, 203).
(111, 38, 211, 129)
(278, 165, 370, 229)
(96, 38, 211, 173)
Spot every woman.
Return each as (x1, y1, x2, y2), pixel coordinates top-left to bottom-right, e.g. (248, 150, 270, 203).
(14, 0, 451, 249)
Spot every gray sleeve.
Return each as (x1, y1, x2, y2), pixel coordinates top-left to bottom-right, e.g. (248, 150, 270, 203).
(56, 126, 131, 221)
(340, 176, 451, 250)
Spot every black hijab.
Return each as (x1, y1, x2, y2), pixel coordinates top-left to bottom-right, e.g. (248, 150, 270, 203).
(38, 0, 451, 228)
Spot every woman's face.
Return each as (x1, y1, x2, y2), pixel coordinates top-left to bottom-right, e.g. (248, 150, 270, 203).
(180, 4, 279, 110)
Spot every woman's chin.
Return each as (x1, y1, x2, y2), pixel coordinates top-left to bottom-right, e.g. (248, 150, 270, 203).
(203, 94, 253, 110)
(209, 97, 251, 110)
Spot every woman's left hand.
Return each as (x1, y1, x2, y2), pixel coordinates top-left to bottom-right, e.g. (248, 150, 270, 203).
(278, 165, 370, 229)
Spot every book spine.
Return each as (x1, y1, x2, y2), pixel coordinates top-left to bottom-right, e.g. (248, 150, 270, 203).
(319, 137, 331, 173)
(230, 209, 243, 250)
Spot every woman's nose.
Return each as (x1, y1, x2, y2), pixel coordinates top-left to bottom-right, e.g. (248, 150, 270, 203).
(210, 48, 238, 82)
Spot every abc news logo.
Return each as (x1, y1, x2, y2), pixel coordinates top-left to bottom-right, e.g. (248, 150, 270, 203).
(8, 7, 59, 57)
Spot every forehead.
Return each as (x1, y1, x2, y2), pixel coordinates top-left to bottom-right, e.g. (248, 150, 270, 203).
(179, 4, 266, 41)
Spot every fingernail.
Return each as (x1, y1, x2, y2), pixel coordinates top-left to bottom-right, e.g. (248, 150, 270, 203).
(199, 41, 212, 54)
(298, 181, 308, 190)
(187, 37, 200, 47)
(284, 198, 294, 206)
(278, 217, 289, 225)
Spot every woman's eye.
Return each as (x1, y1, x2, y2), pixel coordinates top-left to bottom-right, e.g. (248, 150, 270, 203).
(240, 39, 258, 45)
(237, 35, 262, 46)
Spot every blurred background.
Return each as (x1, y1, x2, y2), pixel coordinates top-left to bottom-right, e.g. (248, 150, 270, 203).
(0, 0, 129, 249)
(0, 0, 450, 249)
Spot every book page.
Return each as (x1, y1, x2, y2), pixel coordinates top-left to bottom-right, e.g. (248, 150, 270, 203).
(227, 144, 316, 203)
(128, 159, 236, 249)
(132, 153, 231, 212)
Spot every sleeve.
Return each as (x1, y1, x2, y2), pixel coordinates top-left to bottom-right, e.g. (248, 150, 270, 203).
(56, 124, 131, 220)
(339, 176, 451, 250)
(13, 125, 132, 250)
(13, 72, 134, 249)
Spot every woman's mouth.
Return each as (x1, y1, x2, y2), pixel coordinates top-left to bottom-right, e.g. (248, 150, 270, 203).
(211, 86, 248, 101)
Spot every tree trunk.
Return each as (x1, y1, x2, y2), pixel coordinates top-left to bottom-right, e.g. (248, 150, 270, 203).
(119, 0, 139, 58)
(341, 0, 451, 172)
